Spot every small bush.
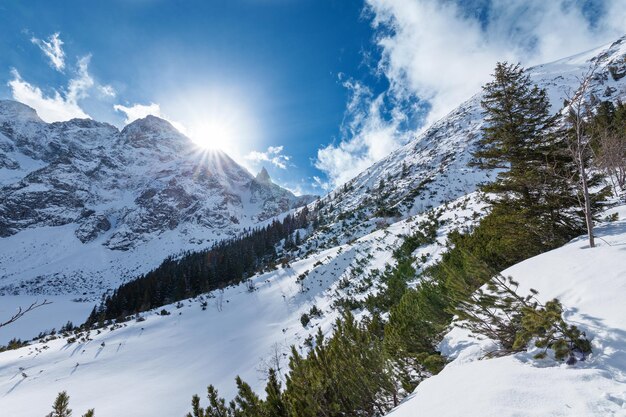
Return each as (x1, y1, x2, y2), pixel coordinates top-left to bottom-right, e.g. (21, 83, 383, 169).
(309, 305, 323, 318)
(515, 299, 592, 362)
(454, 273, 591, 362)
(300, 313, 310, 327)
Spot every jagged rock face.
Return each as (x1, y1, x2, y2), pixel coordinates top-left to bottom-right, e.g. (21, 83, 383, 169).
(0, 107, 314, 294)
(250, 167, 315, 222)
(0, 108, 312, 247)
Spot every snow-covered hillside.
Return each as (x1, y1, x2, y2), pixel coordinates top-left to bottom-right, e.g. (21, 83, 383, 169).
(388, 206, 626, 417)
(0, 192, 483, 417)
(2, 34, 626, 417)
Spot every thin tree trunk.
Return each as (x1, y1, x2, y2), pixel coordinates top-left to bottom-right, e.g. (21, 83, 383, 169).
(568, 69, 597, 248)
(579, 162, 595, 247)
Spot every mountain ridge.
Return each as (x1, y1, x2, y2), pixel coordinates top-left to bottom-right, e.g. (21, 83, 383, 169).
(0, 104, 314, 295)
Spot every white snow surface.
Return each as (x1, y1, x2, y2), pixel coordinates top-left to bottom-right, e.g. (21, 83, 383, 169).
(388, 206, 626, 417)
(0, 193, 483, 416)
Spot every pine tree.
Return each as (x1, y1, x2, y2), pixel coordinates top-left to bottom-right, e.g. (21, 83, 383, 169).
(48, 391, 72, 417)
(232, 377, 263, 417)
(472, 62, 600, 250)
(187, 385, 232, 417)
(384, 282, 448, 392)
(264, 368, 287, 417)
(47, 392, 94, 417)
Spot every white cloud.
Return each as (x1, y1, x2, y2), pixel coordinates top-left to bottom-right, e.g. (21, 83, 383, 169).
(312, 175, 331, 191)
(114, 102, 162, 124)
(283, 183, 306, 196)
(367, 0, 626, 125)
(98, 84, 116, 97)
(245, 145, 291, 169)
(67, 55, 94, 103)
(315, 0, 626, 189)
(31, 32, 66, 72)
(8, 68, 90, 122)
(315, 79, 410, 187)
(7, 54, 108, 122)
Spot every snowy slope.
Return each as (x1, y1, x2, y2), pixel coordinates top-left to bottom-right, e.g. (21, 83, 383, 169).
(0, 192, 484, 416)
(388, 206, 626, 417)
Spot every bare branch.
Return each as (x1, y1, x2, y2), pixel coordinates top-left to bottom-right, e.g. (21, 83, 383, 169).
(0, 300, 52, 329)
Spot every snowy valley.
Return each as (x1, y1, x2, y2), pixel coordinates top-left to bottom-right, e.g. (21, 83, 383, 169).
(1, 34, 626, 417)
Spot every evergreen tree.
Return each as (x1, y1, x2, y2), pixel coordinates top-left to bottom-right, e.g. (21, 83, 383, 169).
(384, 281, 449, 392)
(48, 391, 72, 417)
(283, 313, 396, 416)
(187, 385, 232, 417)
(232, 376, 263, 417)
(47, 392, 94, 417)
(472, 62, 601, 250)
(264, 368, 287, 417)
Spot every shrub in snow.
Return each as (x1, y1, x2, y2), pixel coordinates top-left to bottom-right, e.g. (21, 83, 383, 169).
(300, 313, 310, 327)
(515, 299, 592, 362)
(47, 391, 94, 417)
(454, 273, 591, 362)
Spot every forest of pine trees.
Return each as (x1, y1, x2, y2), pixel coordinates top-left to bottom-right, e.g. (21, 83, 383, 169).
(85, 207, 311, 325)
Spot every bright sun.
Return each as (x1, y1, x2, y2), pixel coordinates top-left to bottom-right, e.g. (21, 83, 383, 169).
(188, 118, 238, 150)
(163, 86, 259, 155)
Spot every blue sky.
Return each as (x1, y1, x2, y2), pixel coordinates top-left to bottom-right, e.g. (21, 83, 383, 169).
(1, 0, 624, 195)
(0, 0, 382, 194)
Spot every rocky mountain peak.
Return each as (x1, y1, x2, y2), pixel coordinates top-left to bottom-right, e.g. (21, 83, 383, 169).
(0, 100, 44, 124)
(124, 114, 175, 130)
(120, 115, 188, 150)
(255, 166, 272, 184)
(0, 104, 315, 294)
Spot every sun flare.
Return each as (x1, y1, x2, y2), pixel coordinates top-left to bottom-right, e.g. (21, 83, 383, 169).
(163, 86, 260, 156)
(188, 118, 238, 150)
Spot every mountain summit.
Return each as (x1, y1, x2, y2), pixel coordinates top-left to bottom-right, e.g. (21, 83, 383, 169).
(0, 104, 313, 295)
(255, 166, 272, 184)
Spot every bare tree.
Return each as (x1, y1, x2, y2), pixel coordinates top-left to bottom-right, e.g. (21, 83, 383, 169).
(256, 342, 286, 382)
(595, 123, 626, 196)
(564, 68, 597, 247)
(0, 299, 51, 329)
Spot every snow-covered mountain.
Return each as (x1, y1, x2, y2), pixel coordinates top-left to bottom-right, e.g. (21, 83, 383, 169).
(312, 36, 626, 244)
(0, 105, 313, 295)
(2, 35, 626, 417)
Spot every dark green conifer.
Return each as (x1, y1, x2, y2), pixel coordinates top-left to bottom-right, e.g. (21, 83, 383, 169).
(47, 392, 94, 417)
(263, 368, 287, 417)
